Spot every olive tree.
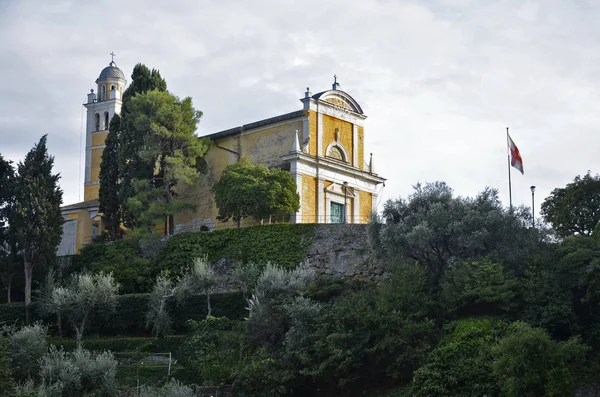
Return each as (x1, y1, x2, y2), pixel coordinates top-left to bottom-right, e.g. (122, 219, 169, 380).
(146, 256, 216, 337)
(6, 323, 47, 382)
(48, 272, 119, 347)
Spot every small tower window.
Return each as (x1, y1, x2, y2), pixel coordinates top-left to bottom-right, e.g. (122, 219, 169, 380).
(100, 85, 106, 101)
(95, 113, 100, 131)
(104, 112, 109, 130)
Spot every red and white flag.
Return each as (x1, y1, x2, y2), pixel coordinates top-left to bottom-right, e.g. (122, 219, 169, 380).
(508, 134, 524, 174)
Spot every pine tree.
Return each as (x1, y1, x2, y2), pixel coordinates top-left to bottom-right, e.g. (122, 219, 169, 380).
(11, 135, 63, 322)
(126, 90, 210, 235)
(99, 114, 122, 240)
(117, 64, 168, 229)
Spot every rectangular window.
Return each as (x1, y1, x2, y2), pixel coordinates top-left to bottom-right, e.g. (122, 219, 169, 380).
(330, 202, 344, 224)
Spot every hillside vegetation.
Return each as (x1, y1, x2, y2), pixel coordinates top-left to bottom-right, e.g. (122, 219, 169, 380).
(2, 181, 600, 396)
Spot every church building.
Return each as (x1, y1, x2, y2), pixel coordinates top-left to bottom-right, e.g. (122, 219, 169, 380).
(57, 58, 385, 256)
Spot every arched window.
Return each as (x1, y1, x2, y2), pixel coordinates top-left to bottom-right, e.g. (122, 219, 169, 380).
(100, 85, 106, 101)
(327, 145, 346, 162)
(95, 113, 100, 131)
(104, 112, 109, 130)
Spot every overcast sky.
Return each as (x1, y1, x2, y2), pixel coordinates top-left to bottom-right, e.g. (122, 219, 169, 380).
(1, 0, 598, 217)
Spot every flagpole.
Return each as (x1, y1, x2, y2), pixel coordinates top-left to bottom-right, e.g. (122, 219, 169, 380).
(506, 127, 513, 212)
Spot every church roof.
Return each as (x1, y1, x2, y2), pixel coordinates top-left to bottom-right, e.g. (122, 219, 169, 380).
(98, 62, 126, 80)
(61, 198, 99, 212)
(203, 110, 304, 141)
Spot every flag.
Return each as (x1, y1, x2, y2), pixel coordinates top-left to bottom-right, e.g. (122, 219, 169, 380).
(508, 134, 524, 174)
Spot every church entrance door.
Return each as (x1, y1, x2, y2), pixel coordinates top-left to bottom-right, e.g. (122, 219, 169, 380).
(330, 202, 344, 223)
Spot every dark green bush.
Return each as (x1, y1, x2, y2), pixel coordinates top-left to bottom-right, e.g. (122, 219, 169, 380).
(0, 302, 26, 326)
(73, 239, 156, 294)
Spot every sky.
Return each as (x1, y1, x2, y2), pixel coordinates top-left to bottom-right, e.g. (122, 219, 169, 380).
(0, 0, 598, 218)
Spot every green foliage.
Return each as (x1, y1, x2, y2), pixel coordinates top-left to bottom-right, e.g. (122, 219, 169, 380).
(0, 292, 245, 337)
(212, 157, 300, 224)
(7, 323, 48, 382)
(440, 260, 520, 318)
(48, 272, 119, 347)
(411, 319, 500, 397)
(302, 264, 437, 392)
(154, 224, 316, 273)
(33, 346, 118, 397)
(0, 338, 15, 395)
(541, 171, 600, 237)
(73, 239, 153, 294)
(123, 89, 210, 235)
(47, 335, 185, 354)
(99, 114, 122, 240)
(139, 379, 195, 397)
(378, 183, 540, 283)
(72, 224, 315, 295)
(492, 322, 589, 397)
(181, 317, 242, 386)
(11, 135, 63, 314)
(147, 257, 218, 337)
(0, 302, 26, 325)
(119, 64, 168, 229)
(0, 155, 15, 293)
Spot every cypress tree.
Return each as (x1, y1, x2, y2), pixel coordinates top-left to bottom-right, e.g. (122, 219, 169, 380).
(0, 154, 17, 302)
(11, 135, 63, 322)
(99, 114, 122, 240)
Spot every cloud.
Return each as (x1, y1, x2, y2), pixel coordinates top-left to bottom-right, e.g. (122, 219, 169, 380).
(0, 0, 598, 218)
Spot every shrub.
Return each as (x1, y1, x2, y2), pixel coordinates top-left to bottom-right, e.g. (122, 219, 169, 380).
(72, 239, 155, 294)
(411, 319, 500, 397)
(0, 338, 15, 395)
(7, 323, 48, 382)
(34, 346, 118, 397)
(492, 322, 589, 397)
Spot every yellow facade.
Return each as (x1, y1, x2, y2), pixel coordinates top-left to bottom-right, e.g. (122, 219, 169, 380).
(308, 110, 318, 156)
(358, 126, 365, 171)
(83, 147, 104, 202)
(359, 191, 372, 223)
(322, 114, 353, 163)
(92, 132, 108, 147)
(302, 175, 318, 223)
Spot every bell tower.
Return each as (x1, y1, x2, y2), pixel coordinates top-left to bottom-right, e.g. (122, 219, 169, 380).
(83, 53, 127, 201)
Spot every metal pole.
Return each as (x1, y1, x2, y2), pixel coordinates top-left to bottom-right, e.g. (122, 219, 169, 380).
(343, 182, 348, 223)
(507, 127, 513, 212)
(530, 185, 536, 227)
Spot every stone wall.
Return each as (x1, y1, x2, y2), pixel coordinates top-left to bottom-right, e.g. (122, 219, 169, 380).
(300, 224, 386, 280)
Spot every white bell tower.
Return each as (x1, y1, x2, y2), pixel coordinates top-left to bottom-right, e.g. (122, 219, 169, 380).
(83, 52, 127, 202)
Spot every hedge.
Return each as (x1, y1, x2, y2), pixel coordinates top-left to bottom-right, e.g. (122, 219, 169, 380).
(153, 223, 316, 273)
(48, 335, 186, 354)
(0, 291, 246, 336)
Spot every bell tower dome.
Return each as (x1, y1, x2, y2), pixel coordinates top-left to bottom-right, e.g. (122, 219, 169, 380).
(82, 53, 127, 202)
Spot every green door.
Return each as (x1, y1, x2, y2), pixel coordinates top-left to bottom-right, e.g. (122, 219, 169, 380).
(330, 202, 344, 223)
